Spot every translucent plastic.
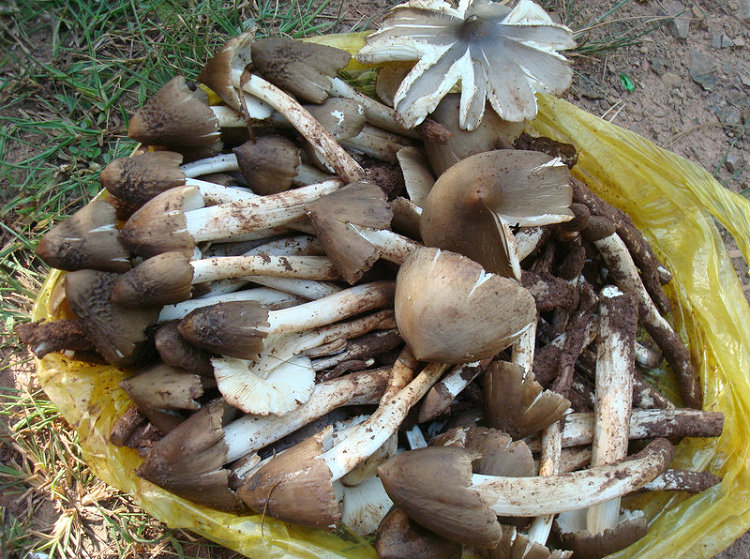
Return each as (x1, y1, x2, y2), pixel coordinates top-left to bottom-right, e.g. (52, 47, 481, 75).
(33, 33, 750, 558)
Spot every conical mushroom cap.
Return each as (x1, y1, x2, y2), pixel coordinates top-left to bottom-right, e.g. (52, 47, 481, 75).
(119, 362, 206, 411)
(198, 31, 254, 112)
(99, 151, 186, 207)
(395, 247, 536, 363)
(233, 136, 300, 195)
(421, 149, 573, 277)
(376, 506, 463, 559)
(36, 199, 132, 273)
(111, 251, 195, 307)
(250, 37, 351, 104)
(305, 98, 367, 140)
(128, 76, 220, 147)
(377, 446, 501, 548)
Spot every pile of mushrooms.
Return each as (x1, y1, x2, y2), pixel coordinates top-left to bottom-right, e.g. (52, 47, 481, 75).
(19, 1, 724, 557)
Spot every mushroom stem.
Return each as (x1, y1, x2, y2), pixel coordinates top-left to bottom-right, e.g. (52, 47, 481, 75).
(340, 124, 413, 164)
(471, 439, 672, 517)
(222, 367, 390, 461)
(321, 362, 450, 481)
(190, 255, 340, 283)
(348, 225, 421, 265)
(526, 420, 562, 545)
(418, 360, 487, 422)
(231, 70, 364, 182)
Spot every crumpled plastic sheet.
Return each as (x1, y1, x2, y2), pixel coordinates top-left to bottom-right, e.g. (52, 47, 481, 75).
(32, 32, 750, 559)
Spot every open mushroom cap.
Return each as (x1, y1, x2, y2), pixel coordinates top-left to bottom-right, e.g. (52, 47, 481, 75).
(100, 151, 186, 207)
(128, 76, 222, 148)
(376, 505, 463, 559)
(65, 270, 159, 368)
(250, 37, 352, 104)
(118, 185, 204, 259)
(236, 426, 341, 529)
(232, 136, 301, 195)
(377, 445, 502, 548)
(136, 398, 244, 511)
(306, 181, 394, 285)
(491, 524, 573, 559)
(483, 361, 571, 439)
(112, 251, 195, 307)
(554, 508, 648, 559)
(36, 198, 132, 273)
(177, 300, 271, 360)
(420, 149, 573, 277)
(395, 247, 536, 362)
(423, 94, 524, 177)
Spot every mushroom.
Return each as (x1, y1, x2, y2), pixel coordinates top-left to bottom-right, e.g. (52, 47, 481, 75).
(420, 149, 574, 280)
(396, 146, 435, 208)
(394, 247, 536, 363)
(356, 0, 575, 129)
(36, 198, 132, 272)
(119, 362, 213, 411)
(118, 180, 342, 258)
(64, 269, 160, 368)
(376, 506, 463, 559)
(111, 251, 341, 307)
(154, 321, 213, 376)
(377, 438, 673, 548)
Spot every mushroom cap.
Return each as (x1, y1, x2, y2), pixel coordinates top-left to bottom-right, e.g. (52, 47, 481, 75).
(236, 427, 341, 529)
(377, 445, 502, 548)
(118, 186, 204, 259)
(177, 300, 271, 360)
(128, 76, 221, 148)
(375, 506, 463, 559)
(99, 151, 186, 207)
(136, 399, 244, 512)
(483, 361, 571, 439)
(111, 251, 195, 307)
(198, 31, 254, 112)
(305, 98, 367, 140)
(554, 508, 648, 559)
(250, 37, 352, 104)
(423, 94, 524, 177)
(36, 198, 132, 273)
(420, 149, 573, 276)
(396, 146, 435, 208)
(64, 270, 159, 368)
(154, 321, 214, 377)
(306, 181, 394, 285)
(119, 362, 207, 411)
(464, 426, 536, 477)
(394, 247, 536, 363)
(232, 136, 301, 195)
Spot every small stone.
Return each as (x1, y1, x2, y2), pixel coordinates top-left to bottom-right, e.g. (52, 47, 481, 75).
(735, 36, 746, 47)
(712, 33, 723, 49)
(689, 50, 719, 90)
(661, 72, 682, 89)
(658, 1, 691, 40)
(725, 153, 746, 174)
(722, 35, 735, 48)
(650, 55, 669, 76)
(740, 73, 750, 87)
(712, 104, 742, 127)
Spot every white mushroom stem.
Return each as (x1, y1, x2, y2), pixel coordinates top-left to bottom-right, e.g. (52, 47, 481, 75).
(189, 255, 341, 283)
(511, 317, 537, 372)
(222, 367, 390, 462)
(237, 277, 341, 301)
(184, 179, 343, 242)
(157, 287, 301, 323)
(470, 439, 671, 517)
(523, 408, 724, 452)
(526, 420, 562, 545)
(182, 179, 257, 204)
(231, 70, 364, 182)
(210, 104, 248, 127)
(587, 286, 636, 534)
(340, 124, 413, 164)
(348, 224, 421, 264)
(321, 362, 450, 482)
(329, 76, 422, 139)
(418, 361, 484, 422)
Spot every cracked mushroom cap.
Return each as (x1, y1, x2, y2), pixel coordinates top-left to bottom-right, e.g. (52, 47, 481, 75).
(128, 76, 222, 149)
(306, 181, 394, 285)
(420, 149, 574, 278)
(395, 247, 536, 363)
(378, 446, 502, 548)
(111, 251, 195, 307)
(554, 508, 648, 559)
(250, 37, 352, 104)
(137, 399, 244, 511)
(232, 136, 301, 195)
(64, 269, 159, 368)
(99, 151, 186, 207)
(464, 426, 536, 478)
(198, 30, 254, 112)
(36, 198, 132, 273)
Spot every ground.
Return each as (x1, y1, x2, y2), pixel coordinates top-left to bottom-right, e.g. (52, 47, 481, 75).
(0, 0, 748, 557)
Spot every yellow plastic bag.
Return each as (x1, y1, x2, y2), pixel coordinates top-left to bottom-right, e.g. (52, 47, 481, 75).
(33, 33, 750, 558)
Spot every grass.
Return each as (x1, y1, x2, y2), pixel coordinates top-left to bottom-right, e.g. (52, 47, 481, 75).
(1, 0, 747, 557)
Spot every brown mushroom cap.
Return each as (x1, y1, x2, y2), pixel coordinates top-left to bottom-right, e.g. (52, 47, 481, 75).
(197, 31, 255, 112)
(111, 251, 195, 307)
(464, 426, 536, 478)
(137, 399, 244, 512)
(376, 506, 463, 559)
(305, 98, 367, 140)
(99, 151, 186, 207)
(128, 76, 221, 148)
(177, 300, 271, 360)
(154, 321, 214, 377)
(554, 509, 648, 559)
(306, 181, 394, 285)
(64, 270, 159, 368)
(394, 247, 536, 363)
(119, 362, 208, 411)
(377, 446, 502, 548)
(232, 136, 300, 195)
(236, 427, 341, 529)
(250, 37, 351, 104)
(36, 198, 132, 273)
(420, 149, 574, 277)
